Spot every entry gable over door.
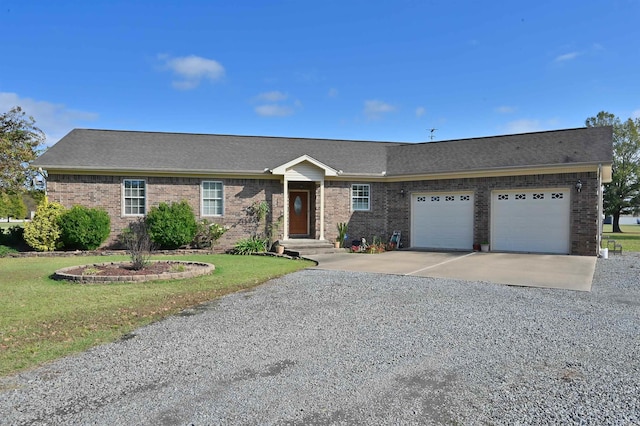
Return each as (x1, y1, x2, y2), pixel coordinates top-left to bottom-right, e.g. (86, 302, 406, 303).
(272, 155, 338, 180)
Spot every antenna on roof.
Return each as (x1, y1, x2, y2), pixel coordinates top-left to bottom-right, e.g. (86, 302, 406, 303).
(429, 128, 437, 141)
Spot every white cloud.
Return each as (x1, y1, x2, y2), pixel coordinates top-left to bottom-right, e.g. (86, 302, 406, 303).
(255, 104, 294, 117)
(328, 88, 339, 98)
(364, 100, 396, 119)
(415, 106, 426, 117)
(0, 92, 98, 145)
(158, 54, 225, 90)
(255, 91, 288, 102)
(496, 106, 516, 114)
(632, 109, 640, 119)
(502, 119, 542, 134)
(555, 52, 580, 62)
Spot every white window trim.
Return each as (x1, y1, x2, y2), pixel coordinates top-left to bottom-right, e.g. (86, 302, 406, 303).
(122, 178, 147, 217)
(201, 180, 224, 217)
(351, 183, 371, 212)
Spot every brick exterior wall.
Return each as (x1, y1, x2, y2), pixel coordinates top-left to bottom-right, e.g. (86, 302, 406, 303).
(47, 174, 284, 249)
(323, 172, 599, 256)
(47, 171, 599, 256)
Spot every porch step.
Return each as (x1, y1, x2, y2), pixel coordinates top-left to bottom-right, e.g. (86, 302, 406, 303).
(278, 239, 344, 256)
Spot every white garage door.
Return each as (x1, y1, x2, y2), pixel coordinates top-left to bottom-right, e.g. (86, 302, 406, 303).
(491, 189, 570, 254)
(411, 192, 474, 250)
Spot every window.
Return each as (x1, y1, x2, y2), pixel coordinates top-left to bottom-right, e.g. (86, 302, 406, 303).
(351, 184, 370, 211)
(123, 179, 146, 215)
(202, 181, 224, 216)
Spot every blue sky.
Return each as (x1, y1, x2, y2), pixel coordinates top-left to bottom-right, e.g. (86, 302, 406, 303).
(1, 0, 639, 145)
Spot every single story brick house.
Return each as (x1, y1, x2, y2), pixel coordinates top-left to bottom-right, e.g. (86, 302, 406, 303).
(32, 126, 612, 256)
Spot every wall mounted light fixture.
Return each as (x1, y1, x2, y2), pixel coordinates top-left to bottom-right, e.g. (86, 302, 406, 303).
(575, 179, 583, 192)
(399, 188, 405, 197)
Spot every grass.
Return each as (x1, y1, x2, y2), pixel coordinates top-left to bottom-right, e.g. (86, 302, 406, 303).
(602, 224, 640, 252)
(0, 254, 313, 377)
(0, 222, 24, 231)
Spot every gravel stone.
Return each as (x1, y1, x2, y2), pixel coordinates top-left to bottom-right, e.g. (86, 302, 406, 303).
(1, 254, 639, 425)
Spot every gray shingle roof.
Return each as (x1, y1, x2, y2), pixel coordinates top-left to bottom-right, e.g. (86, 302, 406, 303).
(33, 130, 394, 175)
(33, 127, 612, 177)
(386, 126, 613, 176)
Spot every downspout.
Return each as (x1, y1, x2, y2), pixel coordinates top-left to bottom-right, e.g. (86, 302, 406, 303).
(597, 164, 603, 255)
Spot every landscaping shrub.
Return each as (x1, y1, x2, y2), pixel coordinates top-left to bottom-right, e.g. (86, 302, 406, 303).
(0, 225, 25, 248)
(120, 218, 154, 270)
(58, 205, 110, 250)
(145, 201, 197, 249)
(23, 199, 66, 251)
(192, 219, 227, 249)
(233, 235, 269, 255)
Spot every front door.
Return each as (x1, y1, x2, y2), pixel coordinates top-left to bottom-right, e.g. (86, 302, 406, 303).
(289, 190, 309, 236)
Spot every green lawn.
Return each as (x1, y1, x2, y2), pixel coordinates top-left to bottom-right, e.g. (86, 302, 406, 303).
(0, 254, 313, 377)
(602, 224, 640, 252)
(0, 222, 24, 231)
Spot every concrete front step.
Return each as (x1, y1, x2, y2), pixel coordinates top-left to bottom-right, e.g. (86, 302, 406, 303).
(278, 239, 346, 256)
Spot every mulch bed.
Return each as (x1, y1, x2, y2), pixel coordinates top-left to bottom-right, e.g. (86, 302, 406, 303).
(64, 261, 177, 277)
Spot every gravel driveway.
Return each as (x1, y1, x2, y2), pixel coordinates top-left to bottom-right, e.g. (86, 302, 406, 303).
(1, 254, 639, 425)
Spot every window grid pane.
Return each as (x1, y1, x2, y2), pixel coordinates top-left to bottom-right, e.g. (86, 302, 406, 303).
(124, 180, 145, 215)
(351, 184, 370, 211)
(203, 181, 223, 216)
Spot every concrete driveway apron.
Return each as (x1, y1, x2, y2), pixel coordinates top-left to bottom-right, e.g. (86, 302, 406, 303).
(307, 250, 596, 291)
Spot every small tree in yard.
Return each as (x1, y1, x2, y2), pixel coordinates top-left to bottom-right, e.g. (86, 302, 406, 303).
(120, 218, 155, 270)
(23, 198, 66, 251)
(145, 200, 197, 249)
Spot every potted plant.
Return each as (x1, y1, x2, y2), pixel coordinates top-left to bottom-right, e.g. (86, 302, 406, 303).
(275, 241, 285, 255)
(336, 222, 348, 248)
(480, 241, 490, 252)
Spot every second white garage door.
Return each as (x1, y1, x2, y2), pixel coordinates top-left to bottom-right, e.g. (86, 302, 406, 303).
(491, 189, 570, 254)
(411, 192, 474, 250)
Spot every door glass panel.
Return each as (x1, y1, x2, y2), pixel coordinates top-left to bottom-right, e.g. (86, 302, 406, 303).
(294, 196, 302, 215)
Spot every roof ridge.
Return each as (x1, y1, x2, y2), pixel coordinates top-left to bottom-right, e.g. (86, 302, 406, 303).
(71, 128, 406, 145)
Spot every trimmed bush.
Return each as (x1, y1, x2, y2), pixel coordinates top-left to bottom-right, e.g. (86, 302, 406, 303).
(146, 201, 197, 249)
(23, 199, 66, 251)
(58, 205, 111, 250)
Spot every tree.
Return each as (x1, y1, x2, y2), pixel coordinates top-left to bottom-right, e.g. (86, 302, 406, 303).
(586, 111, 640, 233)
(0, 192, 25, 221)
(0, 106, 46, 194)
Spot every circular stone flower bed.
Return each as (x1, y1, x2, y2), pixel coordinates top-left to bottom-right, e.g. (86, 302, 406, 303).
(55, 260, 215, 283)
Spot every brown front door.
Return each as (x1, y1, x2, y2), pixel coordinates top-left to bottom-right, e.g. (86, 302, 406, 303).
(289, 190, 309, 236)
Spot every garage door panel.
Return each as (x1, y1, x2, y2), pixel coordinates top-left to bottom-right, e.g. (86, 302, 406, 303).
(412, 193, 473, 250)
(492, 190, 569, 254)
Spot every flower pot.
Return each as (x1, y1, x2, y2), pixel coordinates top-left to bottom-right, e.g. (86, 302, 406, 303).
(276, 245, 285, 255)
(480, 244, 489, 252)
(334, 241, 341, 249)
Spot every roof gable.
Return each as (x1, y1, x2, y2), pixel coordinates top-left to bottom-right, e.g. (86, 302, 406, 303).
(271, 155, 339, 177)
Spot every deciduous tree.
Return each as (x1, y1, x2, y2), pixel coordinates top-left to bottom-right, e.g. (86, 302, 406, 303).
(0, 106, 46, 194)
(586, 111, 640, 232)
